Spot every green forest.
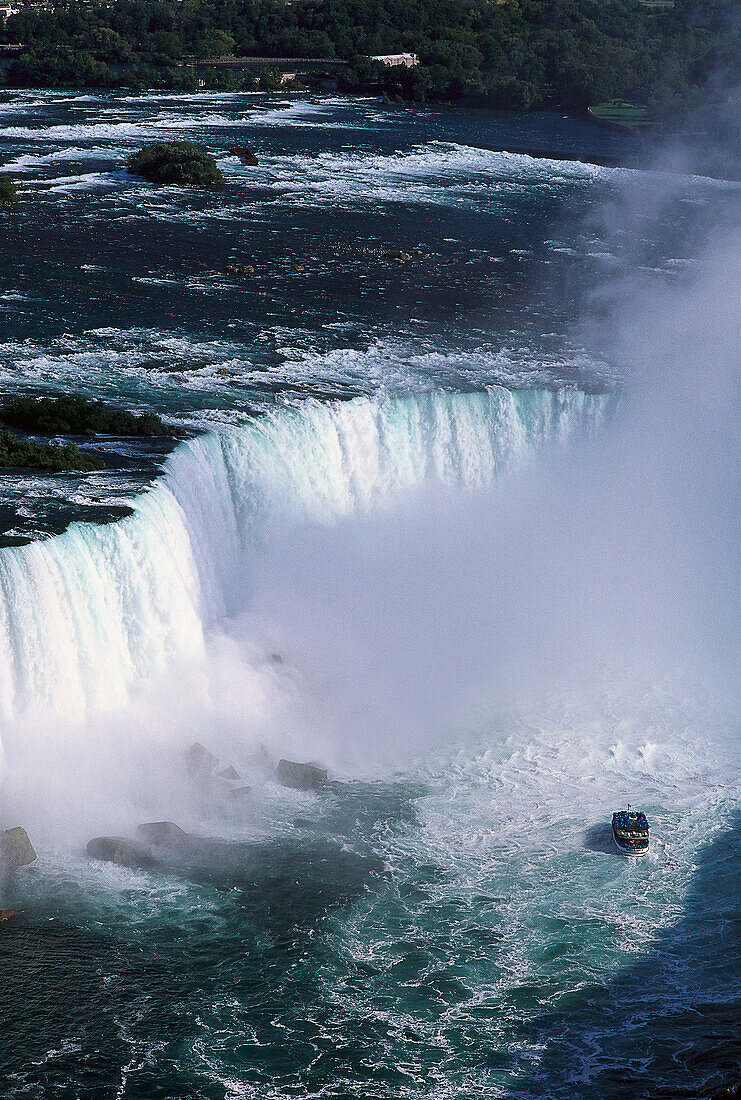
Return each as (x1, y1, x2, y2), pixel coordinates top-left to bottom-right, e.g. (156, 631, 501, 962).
(1, 0, 738, 113)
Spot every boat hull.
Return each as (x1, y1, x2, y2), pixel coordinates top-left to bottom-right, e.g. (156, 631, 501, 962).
(612, 829, 649, 856)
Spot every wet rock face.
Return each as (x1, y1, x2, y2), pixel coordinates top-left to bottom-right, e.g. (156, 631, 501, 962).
(0, 827, 37, 870)
(86, 836, 155, 871)
(184, 741, 249, 804)
(136, 822, 187, 846)
(276, 759, 328, 791)
(186, 742, 219, 783)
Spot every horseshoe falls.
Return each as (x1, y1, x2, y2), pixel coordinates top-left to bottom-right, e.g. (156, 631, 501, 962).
(0, 387, 608, 726)
(0, 92, 739, 1100)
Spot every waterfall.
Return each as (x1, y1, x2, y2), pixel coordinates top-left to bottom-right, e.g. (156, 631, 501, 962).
(0, 387, 612, 725)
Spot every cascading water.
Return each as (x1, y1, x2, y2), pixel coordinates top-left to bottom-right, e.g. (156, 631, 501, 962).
(0, 387, 611, 729)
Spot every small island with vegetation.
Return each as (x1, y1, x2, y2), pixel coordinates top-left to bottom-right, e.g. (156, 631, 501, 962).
(0, 394, 177, 472)
(0, 394, 171, 437)
(0, 176, 17, 207)
(0, 431, 100, 472)
(127, 142, 224, 187)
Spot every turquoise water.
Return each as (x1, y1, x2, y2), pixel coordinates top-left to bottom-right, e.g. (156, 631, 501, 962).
(0, 93, 739, 1098)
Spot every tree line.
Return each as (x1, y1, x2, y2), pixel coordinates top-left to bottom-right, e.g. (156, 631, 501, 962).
(1, 0, 737, 113)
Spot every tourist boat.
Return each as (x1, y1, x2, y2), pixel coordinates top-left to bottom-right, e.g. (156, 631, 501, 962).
(612, 806, 649, 856)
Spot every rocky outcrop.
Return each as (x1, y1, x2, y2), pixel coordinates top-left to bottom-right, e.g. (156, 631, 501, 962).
(0, 827, 37, 870)
(225, 263, 255, 277)
(186, 742, 219, 783)
(135, 821, 187, 846)
(276, 759, 328, 791)
(384, 249, 413, 263)
(86, 836, 155, 870)
(185, 742, 249, 802)
(229, 146, 258, 166)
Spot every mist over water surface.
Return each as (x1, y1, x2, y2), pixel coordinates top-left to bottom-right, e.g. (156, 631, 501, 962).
(0, 92, 739, 1098)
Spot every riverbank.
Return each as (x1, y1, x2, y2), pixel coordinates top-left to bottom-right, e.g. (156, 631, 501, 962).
(2, 0, 736, 115)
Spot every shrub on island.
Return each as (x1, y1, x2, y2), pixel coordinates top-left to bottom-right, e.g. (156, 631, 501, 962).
(0, 175, 17, 207)
(0, 430, 100, 471)
(0, 393, 170, 437)
(127, 141, 223, 187)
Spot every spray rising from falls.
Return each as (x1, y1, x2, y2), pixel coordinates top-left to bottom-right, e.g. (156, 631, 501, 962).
(0, 387, 610, 729)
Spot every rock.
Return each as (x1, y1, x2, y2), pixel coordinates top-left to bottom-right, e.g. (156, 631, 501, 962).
(217, 765, 241, 783)
(384, 249, 412, 263)
(186, 742, 218, 782)
(136, 821, 187, 846)
(269, 653, 283, 664)
(229, 785, 253, 799)
(86, 836, 155, 870)
(225, 263, 255, 277)
(0, 827, 37, 870)
(276, 759, 328, 791)
(0, 909, 21, 922)
(246, 743, 274, 772)
(290, 264, 305, 274)
(229, 146, 259, 166)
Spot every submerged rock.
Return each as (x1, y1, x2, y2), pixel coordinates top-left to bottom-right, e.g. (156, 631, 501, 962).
(136, 821, 187, 846)
(229, 146, 259, 166)
(276, 759, 328, 791)
(0, 827, 37, 870)
(225, 263, 255, 277)
(0, 909, 21, 922)
(86, 836, 155, 871)
(384, 248, 413, 263)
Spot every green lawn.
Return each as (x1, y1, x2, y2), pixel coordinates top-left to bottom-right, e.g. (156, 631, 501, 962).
(588, 100, 654, 130)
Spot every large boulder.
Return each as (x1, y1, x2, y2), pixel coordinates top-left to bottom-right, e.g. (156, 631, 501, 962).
(136, 821, 187, 847)
(0, 827, 37, 870)
(186, 741, 219, 783)
(276, 759, 328, 791)
(86, 836, 155, 871)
